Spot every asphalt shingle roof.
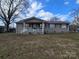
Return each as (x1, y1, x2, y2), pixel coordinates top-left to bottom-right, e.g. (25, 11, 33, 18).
(16, 17, 69, 24)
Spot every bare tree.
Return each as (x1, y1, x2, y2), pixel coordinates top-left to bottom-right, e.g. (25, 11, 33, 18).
(0, 0, 29, 32)
(71, 8, 79, 25)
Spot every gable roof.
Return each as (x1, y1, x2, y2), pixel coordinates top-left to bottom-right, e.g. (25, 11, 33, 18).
(16, 17, 69, 24)
(16, 17, 45, 24)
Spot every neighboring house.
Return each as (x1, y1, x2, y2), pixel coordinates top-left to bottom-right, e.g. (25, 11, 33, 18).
(0, 26, 5, 33)
(0, 26, 16, 33)
(16, 17, 69, 34)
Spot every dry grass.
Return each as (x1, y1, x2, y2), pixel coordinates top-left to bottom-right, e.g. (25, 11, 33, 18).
(0, 33, 79, 59)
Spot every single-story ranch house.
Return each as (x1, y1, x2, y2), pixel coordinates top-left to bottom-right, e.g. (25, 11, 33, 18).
(16, 17, 69, 34)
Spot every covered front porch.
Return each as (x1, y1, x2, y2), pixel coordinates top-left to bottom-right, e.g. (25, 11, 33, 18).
(22, 22, 45, 34)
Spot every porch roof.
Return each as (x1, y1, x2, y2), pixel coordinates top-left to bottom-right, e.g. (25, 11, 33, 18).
(16, 17, 45, 24)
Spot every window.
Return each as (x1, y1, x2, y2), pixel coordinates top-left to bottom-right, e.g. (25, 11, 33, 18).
(33, 24, 37, 29)
(50, 24, 55, 28)
(62, 25, 66, 29)
(28, 23, 41, 29)
(55, 24, 61, 28)
(29, 24, 32, 28)
(45, 24, 50, 28)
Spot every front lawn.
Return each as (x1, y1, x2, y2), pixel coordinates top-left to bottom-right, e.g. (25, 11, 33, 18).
(0, 33, 79, 59)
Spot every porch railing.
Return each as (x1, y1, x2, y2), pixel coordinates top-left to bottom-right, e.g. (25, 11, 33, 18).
(21, 28, 42, 33)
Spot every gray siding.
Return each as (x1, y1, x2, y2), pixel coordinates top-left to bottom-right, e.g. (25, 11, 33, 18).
(16, 23, 69, 34)
(16, 23, 23, 33)
(45, 24, 69, 33)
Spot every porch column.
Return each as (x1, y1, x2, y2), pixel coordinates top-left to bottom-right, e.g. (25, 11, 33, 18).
(23, 22, 26, 31)
(42, 22, 45, 34)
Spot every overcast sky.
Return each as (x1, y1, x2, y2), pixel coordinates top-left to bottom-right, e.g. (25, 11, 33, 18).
(0, 0, 79, 26)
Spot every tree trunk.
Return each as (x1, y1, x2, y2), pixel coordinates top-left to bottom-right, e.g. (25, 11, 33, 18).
(5, 22, 10, 32)
(6, 23, 9, 32)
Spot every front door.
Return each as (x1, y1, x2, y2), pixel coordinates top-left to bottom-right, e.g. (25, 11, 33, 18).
(28, 23, 42, 34)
